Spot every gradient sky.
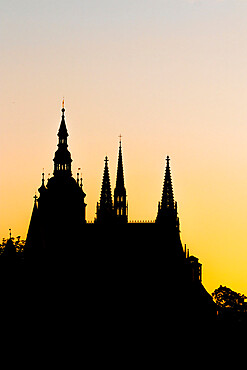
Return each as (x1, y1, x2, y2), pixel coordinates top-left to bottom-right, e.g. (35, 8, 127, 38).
(1, 0, 247, 295)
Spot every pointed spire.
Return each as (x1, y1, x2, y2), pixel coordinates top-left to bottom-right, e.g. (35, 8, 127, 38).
(156, 156, 178, 224)
(116, 135, 125, 189)
(114, 136, 128, 223)
(58, 99, 68, 139)
(161, 156, 174, 211)
(100, 156, 113, 209)
(96, 156, 113, 223)
(25, 194, 43, 251)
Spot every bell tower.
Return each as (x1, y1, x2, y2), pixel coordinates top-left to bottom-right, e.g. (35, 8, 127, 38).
(53, 99, 72, 177)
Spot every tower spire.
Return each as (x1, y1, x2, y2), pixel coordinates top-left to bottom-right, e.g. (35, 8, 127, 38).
(58, 99, 68, 139)
(53, 100, 72, 177)
(114, 136, 128, 223)
(116, 135, 124, 188)
(161, 156, 174, 210)
(100, 156, 113, 209)
(156, 156, 177, 223)
(96, 156, 113, 223)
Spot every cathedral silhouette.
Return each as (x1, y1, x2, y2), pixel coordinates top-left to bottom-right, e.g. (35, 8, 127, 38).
(24, 102, 216, 325)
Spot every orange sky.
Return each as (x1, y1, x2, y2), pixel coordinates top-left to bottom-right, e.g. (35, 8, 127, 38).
(1, 0, 247, 295)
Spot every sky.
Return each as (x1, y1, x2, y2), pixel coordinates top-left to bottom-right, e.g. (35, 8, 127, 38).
(1, 0, 247, 295)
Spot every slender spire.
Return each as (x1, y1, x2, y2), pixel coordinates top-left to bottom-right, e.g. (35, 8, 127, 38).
(161, 156, 174, 210)
(100, 156, 113, 209)
(58, 99, 68, 139)
(96, 156, 113, 223)
(116, 135, 125, 188)
(156, 156, 178, 224)
(114, 136, 128, 223)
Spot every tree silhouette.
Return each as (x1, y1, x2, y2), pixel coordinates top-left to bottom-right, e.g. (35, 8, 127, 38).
(212, 285, 247, 312)
(0, 237, 25, 256)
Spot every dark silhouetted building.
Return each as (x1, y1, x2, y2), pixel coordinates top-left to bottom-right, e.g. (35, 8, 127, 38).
(26, 102, 86, 255)
(24, 103, 217, 326)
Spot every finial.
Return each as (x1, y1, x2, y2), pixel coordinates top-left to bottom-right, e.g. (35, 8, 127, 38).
(166, 155, 170, 165)
(9, 228, 12, 239)
(34, 194, 38, 204)
(42, 170, 45, 185)
(118, 134, 122, 145)
(62, 98, 65, 114)
(105, 156, 109, 163)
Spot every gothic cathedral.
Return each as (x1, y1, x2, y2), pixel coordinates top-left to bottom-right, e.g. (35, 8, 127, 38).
(25, 102, 216, 324)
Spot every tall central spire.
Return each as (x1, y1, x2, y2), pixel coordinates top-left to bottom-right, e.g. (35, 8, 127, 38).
(53, 100, 72, 177)
(116, 136, 124, 188)
(114, 136, 128, 223)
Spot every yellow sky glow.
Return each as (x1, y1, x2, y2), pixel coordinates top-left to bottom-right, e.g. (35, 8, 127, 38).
(1, 0, 247, 295)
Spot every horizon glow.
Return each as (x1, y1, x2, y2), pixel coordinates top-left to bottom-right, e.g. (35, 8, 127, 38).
(1, 0, 247, 295)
